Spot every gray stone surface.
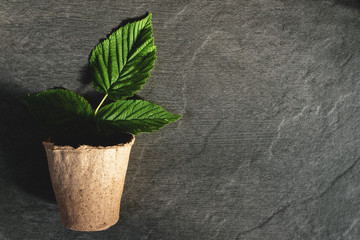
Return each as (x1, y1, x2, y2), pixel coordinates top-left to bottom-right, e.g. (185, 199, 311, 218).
(1, 0, 360, 239)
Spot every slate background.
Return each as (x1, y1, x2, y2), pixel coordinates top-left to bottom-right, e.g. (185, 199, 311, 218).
(1, 0, 360, 239)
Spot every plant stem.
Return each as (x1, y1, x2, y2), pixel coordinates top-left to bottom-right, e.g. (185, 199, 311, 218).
(94, 94, 108, 116)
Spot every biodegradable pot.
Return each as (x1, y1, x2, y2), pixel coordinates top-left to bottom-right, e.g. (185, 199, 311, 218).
(43, 136, 135, 231)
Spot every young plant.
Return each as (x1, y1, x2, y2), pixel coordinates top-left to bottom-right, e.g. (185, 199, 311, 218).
(23, 13, 181, 142)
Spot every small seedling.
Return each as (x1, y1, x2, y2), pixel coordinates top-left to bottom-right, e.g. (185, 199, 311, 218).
(23, 14, 181, 141)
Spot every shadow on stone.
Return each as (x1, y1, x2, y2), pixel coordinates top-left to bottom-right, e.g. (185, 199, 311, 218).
(336, 0, 360, 8)
(0, 79, 55, 202)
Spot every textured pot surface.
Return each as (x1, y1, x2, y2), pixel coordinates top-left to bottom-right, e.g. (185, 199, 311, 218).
(43, 136, 135, 231)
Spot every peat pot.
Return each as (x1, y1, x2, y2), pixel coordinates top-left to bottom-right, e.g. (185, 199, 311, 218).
(43, 136, 135, 231)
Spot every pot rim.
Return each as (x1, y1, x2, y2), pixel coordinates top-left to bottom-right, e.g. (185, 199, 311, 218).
(42, 134, 135, 151)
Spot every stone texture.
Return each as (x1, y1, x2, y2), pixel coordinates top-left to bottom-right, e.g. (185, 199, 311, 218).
(1, 0, 360, 239)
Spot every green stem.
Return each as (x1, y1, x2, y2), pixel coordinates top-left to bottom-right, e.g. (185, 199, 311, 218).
(94, 94, 108, 116)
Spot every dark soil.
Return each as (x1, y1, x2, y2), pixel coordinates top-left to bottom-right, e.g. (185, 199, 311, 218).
(49, 133, 134, 148)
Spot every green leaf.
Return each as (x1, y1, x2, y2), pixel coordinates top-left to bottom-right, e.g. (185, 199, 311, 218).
(95, 100, 181, 135)
(22, 89, 94, 134)
(90, 13, 156, 100)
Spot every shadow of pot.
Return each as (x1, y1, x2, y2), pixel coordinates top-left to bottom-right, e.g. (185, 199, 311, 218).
(43, 135, 135, 231)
